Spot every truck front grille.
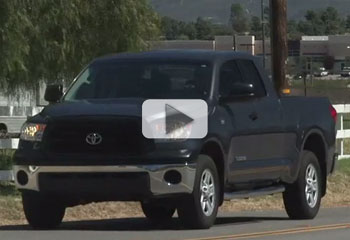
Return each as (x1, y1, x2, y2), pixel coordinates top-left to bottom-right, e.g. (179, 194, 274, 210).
(45, 117, 155, 156)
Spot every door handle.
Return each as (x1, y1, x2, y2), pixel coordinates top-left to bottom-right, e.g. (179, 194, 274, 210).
(249, 112, 258, 121)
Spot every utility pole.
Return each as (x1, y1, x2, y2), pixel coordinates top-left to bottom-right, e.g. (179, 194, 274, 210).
(269, 0, 288, 94)
(261, 0, 266, 69)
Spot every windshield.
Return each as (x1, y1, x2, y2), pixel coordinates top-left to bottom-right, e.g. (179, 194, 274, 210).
(64, 61, 212, 101)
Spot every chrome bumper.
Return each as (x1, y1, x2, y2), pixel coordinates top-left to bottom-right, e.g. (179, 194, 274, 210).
(13, 164, 197, 195)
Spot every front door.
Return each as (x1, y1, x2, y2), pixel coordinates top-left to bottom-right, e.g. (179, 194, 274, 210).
(219, 59, 288, 185)
(217, 60, 260, 184)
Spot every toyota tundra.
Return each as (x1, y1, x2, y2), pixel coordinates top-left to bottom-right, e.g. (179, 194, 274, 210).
(14, 50, 337, 229)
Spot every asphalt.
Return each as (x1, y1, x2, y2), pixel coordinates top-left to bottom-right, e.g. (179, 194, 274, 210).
(0, 207, 349, 240)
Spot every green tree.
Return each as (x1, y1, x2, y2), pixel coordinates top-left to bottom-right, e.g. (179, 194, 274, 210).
(298, 10, 325, 35)
(320, 7, 345, 35)
(161, 17, 199, 40)
(297, 8, 345, 36)
(62, 0, 160, 82)
(263, 6, 271, 38)
(160, 16, 231, 40)
(183, 22, 197, 40)
(230, 3, 250, 34)
(288, 20, 302, 40)
(250, 16, 262, 39)
(195, 17, 213, 40)
(0, 0, 32, 91)
(212, 24, 232, 36)
(0, 0, 160, 92)
(161, 16, 182, 40)
(347, 15, 350, 30)
(250, 7, 270, 40)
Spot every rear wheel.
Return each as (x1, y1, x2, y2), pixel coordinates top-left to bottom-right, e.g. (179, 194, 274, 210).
(177, 155, 219, 229)
(283, 151, 322, 219)
(141, 201, 175, 222)
(22, 192, 65, 229)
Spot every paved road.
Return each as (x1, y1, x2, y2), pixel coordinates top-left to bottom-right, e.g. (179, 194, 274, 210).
(0, 207, 349, 240)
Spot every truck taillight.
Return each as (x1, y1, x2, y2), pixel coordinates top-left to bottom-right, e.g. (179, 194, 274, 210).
(330, 105, 337, 123)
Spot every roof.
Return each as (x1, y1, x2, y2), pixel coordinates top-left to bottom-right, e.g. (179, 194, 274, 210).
(93, 50, 255, 64)
(301, 36, 329, 41)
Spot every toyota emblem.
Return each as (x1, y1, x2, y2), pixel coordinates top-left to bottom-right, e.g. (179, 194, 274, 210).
(86, 133, 102, 145)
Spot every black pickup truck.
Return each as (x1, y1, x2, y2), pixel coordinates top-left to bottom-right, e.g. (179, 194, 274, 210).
(14, 50, 337, 229)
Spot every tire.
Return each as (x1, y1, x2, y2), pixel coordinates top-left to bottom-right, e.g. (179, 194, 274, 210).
(177, 155, 219, 229)
(22, 192, 66, 229)
(283, 150, 322, 219)
(141, 201, 175, 222)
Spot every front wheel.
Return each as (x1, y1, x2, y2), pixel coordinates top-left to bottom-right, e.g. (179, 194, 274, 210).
(22, 192, 66, 229)
(177, 155, 219, 229)
(283, 151, 322, 219)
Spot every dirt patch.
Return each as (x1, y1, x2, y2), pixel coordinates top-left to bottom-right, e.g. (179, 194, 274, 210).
(1, 172, 349, 226)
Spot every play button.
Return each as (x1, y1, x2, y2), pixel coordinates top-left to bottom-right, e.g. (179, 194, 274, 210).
(142, 100, 208, 139)
(165, 104, 194, 134)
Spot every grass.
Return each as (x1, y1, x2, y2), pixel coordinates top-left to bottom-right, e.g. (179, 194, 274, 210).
(0, 182, 19, 197)
(0, 159, 349, 226)
(337, 158, 350, 175)
(290, 79, 350, 89)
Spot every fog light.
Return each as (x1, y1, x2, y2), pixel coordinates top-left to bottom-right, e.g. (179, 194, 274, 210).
(164, 170, 182, 185)
(28, 165, 39, 173)
(17, 170, 28, 186)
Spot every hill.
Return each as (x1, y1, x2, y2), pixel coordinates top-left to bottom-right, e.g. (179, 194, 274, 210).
(150, 0, 350, 23)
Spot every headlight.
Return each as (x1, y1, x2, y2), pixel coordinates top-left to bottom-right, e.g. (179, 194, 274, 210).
(20, 123, 47, 142)
(153, 121, 192, 143)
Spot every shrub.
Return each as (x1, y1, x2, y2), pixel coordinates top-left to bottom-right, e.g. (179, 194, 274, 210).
(0, 150, 14, 170)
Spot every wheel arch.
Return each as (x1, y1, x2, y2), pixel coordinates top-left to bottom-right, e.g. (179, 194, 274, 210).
(200, 138, 226, 206)
(301, 129, 328, 196)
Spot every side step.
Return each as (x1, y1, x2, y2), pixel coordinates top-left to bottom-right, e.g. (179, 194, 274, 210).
(224, 185, 285, 201)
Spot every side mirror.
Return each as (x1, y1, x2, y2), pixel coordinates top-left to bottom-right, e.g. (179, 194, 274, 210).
(220, 83, 255, 102)
(44, 84, 63, 103)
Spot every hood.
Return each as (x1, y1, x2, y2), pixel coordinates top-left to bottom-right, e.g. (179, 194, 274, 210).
(40, 99, 144, 118)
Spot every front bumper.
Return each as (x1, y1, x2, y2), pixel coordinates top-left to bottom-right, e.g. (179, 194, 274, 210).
(13, 164, 196, 197)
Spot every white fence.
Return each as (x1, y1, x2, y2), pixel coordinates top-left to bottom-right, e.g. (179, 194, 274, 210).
(0, 138, 19, 150)
(334, 104, 350, 159)
(0, 170, 14, 181)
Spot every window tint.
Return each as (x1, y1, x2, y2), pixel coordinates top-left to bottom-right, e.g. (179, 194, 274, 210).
(237, 60, 266, 97)
(219, 60, 244, 97)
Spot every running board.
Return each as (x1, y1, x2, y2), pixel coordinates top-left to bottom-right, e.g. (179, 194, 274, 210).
(224, 185, 285, 201)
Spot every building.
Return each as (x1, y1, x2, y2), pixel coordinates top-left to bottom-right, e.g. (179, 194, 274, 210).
(300, 35, 350, 72)
(328, 35, 350, 71)
(300, 36, 329, 57)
